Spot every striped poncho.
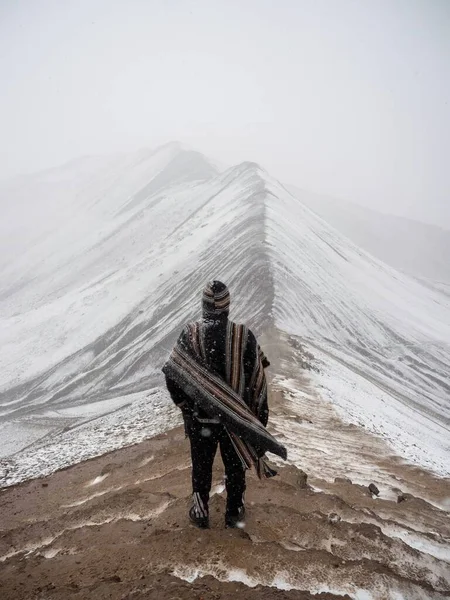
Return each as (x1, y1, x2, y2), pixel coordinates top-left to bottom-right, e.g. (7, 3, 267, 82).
(162, 320, 287, 478)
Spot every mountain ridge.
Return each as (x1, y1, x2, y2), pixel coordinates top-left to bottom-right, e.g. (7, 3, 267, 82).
(0, 146, 449, 476)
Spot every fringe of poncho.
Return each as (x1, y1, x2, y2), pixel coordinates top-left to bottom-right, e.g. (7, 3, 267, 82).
(162, 321, 287, 479)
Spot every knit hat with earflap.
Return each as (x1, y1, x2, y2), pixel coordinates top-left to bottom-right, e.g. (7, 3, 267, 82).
(202, 280, 230, 319)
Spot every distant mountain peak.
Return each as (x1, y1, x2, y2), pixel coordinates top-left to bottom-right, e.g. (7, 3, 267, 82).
(153, 140, 185, 154)
(235, 160, 264, 174)
(219, 161, 267, 185)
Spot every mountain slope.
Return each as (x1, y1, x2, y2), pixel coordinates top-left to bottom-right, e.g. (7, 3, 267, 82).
(265, 173, 450, 472)
(288, 184, 450, 284)
(0, 149, 449, 477)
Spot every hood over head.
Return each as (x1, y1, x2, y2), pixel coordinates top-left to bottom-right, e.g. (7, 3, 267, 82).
(202, 280, 230, 319)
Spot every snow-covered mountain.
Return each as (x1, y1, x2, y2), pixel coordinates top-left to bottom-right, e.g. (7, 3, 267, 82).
(288, 184, 450, 285)
(0, 144, 449, 474)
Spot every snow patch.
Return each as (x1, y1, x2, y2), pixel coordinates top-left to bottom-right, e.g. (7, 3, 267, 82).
(139, 455, 155, 467)
(0, 502, 172, 563)
(0, 389, 180, 489)
(211, 482, 226, 496)
(171, 562, 373, 598)
(125, 500, 171, 521)
(311, 349, 450, 476)
(62, 486, 124, 508)
(380, 525, 450, 563)
(86, 474, 109, 487)
(40, 547, 61, 559)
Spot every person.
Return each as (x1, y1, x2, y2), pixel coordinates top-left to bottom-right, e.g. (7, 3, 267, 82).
(162, 280, 286, 529)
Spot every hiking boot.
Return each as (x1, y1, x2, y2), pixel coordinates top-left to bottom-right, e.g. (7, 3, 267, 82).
(189, 506, 209, 529)
(225, 506, 246, 529)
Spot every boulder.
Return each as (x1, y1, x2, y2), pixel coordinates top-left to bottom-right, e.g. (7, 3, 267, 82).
(334, 477, 352, 485)
(368, 483, 380, 496)
(280, 466, 308, 489)
(328, 513, 341, 525)
(297, 469, 308, 488)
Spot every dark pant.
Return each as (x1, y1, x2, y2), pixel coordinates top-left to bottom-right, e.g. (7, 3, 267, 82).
(187, 419, 246, 516)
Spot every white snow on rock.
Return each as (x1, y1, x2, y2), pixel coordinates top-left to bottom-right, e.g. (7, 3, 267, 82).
(310, 350, 449, 476)
(86, 474, 110, 487)
(171, 562, 439, 600)
(0, 389, 180, 488)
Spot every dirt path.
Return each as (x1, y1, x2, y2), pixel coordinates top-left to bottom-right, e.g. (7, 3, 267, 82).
(1, 420, 449, 600)
(1, 328, 449, 599)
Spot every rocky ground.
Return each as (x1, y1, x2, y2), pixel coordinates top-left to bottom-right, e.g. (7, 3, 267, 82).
(1, 419, 449, 599)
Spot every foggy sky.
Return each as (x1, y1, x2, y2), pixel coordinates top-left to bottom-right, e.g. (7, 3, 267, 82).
(1, 0, 449, 227)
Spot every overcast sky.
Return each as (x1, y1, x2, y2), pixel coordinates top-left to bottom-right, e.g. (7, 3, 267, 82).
(1, 0, 449, 227)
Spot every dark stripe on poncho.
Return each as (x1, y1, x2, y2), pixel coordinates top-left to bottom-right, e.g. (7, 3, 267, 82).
(162, 321, 287, 478)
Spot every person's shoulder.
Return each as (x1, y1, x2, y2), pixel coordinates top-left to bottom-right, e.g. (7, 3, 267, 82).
(177, 321, 199, 342)
(229, 320, 257, 346)
(188, 319, 208, 336)
(181, 320, 201, 332)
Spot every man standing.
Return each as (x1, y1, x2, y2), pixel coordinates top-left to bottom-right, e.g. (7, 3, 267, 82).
(163, 281, 286, 529)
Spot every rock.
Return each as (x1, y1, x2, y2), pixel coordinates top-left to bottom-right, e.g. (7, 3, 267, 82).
(334, 477, 352, 485)
(328, 513, 341, 525)
(297, 469, 308, 488)
(42, 482, 48, 487)
(368, 483, 380, 496)
(100, 463, 115, 475)
(397, 492, 406, 503)
(280, 465, 308, 489)
(0, 461, 10, 480)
